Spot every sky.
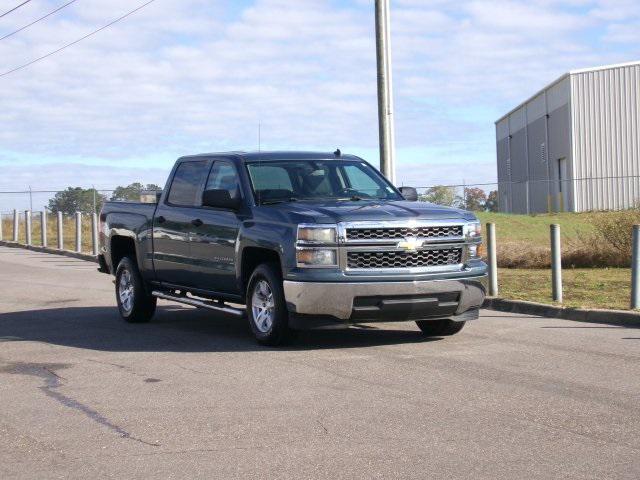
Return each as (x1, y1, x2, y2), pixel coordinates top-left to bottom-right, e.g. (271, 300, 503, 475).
(0, 0, 639, 208)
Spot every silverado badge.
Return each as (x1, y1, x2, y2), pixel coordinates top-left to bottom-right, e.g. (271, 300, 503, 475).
(397, 237, 424, 251)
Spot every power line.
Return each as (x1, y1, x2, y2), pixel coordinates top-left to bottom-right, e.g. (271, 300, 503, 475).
(0, 0, 79, 42)
(0, 1, 32, 19)
(0, 0, 157, 78)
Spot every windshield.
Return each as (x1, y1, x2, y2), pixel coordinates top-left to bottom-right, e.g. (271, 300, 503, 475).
(246, 160, 402, 204)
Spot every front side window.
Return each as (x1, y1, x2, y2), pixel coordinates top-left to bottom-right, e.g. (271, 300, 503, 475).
(205, 161, 240, 199)
(246, 160, 400, 204)
(167, 160, 211, 206)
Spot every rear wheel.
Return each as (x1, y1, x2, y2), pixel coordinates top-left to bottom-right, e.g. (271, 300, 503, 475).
(415, 319, 465, 337)
(246, 263, 292, 346)
(115, 256, 156, 323)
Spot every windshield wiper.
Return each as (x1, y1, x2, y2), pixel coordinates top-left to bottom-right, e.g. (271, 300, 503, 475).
(334, 196, 363, 201)
(260, 197, 299, 205)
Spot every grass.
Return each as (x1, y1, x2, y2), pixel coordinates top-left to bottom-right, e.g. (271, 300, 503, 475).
(498, 268, 633, 311)
(476, 211, 599, 244)
(476, 210, 631, 268)
(1, 216, 96, 254)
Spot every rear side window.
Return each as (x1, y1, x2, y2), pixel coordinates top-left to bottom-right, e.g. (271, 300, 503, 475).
(167, 160, 211, 206)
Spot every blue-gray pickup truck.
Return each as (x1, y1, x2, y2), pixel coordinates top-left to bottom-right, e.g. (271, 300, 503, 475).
(98, 151, 487, 345)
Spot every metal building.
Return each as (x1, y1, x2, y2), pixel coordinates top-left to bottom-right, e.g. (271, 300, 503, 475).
(495, 60, 640, 213)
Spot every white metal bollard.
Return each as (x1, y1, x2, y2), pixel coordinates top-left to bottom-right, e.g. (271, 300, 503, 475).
(41, 211, 47, 247)
(25, 210, 32, 246)
(631, 225, 640, 310)
(75, 212, 82, 253)
(550, 224, 562, 303)
(91, 213, 99, 256)
(57, 211, 64, 250)
(13, 209, 18, 242)
(486, 222, 498, 297)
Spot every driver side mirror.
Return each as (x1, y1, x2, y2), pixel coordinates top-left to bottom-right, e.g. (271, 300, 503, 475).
(202, 189, 242, 210)
(399, 186, 418, 201)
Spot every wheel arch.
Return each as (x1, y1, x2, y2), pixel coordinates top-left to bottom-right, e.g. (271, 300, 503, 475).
(240, 246, 282, 299)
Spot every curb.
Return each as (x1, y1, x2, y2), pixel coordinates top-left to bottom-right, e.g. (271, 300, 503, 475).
(0, 240, 97, 263)
(483, 297, 640, 327)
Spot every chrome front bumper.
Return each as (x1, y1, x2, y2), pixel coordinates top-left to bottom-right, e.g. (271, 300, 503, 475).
(283, 275, 487, 321)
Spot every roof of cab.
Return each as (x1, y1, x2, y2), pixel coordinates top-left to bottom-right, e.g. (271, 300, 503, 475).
(178, 151, 363, 162)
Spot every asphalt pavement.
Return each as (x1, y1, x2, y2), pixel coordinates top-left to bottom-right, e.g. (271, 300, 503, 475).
(1, 245, 639, 479)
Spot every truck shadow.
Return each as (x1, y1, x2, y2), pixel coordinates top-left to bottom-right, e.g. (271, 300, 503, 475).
(0, 306, 439, 352)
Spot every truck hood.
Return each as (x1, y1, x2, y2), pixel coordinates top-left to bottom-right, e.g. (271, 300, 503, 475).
(268, 200, 476, 224)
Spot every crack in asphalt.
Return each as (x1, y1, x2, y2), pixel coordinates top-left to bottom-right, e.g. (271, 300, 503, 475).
(0, 361, 160, 447)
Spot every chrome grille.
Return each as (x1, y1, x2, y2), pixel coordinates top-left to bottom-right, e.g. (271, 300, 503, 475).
(346, 225, 463, 241)
(347, 248, 463, 269)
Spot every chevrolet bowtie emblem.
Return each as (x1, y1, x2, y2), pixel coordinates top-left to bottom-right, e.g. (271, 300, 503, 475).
(397, 237, 423, 251)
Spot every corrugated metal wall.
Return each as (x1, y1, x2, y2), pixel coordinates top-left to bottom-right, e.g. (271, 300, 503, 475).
(495, 77, 572, 213)
(570, 64, 640, 211)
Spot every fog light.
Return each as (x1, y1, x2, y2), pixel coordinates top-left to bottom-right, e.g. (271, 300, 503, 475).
(296, 248, 337, 267)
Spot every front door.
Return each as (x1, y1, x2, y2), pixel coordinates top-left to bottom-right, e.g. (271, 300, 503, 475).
(189, 160, 242, 294)
(153, 159, 212, 287)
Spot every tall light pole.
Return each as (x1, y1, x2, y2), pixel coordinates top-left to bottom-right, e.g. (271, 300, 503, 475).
(375, 0, 396, 184)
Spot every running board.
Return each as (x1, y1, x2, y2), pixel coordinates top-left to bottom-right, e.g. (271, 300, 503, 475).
(152, 291, 245, 317)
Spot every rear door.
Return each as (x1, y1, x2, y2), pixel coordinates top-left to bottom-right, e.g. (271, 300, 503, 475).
(189, 159, 243, 294)
(153, 159, 211, 287)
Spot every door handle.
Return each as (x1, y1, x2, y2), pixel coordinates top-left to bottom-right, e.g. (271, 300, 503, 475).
(157, 216, 166, 224)
(191, 218, 203, 227)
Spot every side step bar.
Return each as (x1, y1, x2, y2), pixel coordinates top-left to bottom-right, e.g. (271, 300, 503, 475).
(152, 291, 245, 317)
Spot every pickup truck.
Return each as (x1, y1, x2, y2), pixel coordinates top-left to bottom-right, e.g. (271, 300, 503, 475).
(98, 151, 487, 345)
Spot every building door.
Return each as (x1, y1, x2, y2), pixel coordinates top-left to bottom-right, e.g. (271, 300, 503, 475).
(557, 157, 568, 212)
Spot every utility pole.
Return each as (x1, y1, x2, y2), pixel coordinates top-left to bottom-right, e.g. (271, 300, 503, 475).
(375, 0, 396, 184)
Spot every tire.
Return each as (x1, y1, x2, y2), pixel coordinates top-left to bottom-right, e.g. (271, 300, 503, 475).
(115, 256, 157, 323)
(415, 319, 466, 337)
(246, 263, 292, 346)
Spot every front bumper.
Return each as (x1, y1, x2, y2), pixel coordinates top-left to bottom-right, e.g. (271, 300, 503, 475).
(283, 274, 487, 322)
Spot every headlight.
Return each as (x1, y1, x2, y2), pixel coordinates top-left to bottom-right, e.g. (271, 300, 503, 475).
(297, 225, 337, 244)
(296, 248, 338, 267)
(463, 221, 481, 241)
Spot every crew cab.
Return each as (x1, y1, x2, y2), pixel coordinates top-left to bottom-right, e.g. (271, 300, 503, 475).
(98, 151, 487, 345)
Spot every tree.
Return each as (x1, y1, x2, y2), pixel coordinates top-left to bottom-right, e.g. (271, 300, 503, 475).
(48, 187, 106, 215)
(420, 185, 458, 206)
(485, 190, 499, 212)
(111, 182, 162, 201)
(463, 187, 487, 211)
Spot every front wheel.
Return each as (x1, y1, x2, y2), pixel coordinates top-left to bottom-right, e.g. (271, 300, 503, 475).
(416, 319, 465, 337)
(115, 256, 156, 323)
(246, 263, 292, 346)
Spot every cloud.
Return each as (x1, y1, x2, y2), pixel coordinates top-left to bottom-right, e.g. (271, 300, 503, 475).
(0, 0, 638, 197)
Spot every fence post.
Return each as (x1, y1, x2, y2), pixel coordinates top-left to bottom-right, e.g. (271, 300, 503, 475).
(57, 212, 64, 250)
(551, 224, 562, 303)
(41, 211, 47, 247)
(91, 213, 99, 256)
(25, 210, 32, 246)
(75, 212, 82, 253)
(13, 209, 18, 242)
(631, 225, 640, 310)
(486, 222, 498, 297)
